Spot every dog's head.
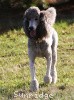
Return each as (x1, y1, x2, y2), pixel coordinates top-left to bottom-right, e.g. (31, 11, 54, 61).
(23, 6, 56, 39)
(23, 7, 40, 38)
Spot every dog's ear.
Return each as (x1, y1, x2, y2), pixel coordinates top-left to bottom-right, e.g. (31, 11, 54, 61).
(23, 8, 29, 18)
(23, 9, 29, 36)
(23, 9, 28, 28)
(46, 7, 56, 25)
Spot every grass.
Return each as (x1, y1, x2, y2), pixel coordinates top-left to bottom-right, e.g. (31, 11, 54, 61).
(0, 19, 74, 100)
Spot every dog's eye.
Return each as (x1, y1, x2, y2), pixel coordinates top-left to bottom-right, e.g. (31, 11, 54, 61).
(27, 18, 30, 21)
(35, 18, 38, 20)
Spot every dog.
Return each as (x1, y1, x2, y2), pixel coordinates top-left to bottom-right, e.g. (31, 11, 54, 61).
(23, 6, 58, 91)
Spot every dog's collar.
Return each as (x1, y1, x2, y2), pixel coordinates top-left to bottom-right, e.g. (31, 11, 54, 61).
(29, 37, 46, 43)
(36, 37, 46, 43)
(36, 38, 43, 43)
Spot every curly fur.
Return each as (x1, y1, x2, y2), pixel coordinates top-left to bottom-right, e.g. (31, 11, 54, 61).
(23, 7, 56, 39)
(23, 6, 58, 92)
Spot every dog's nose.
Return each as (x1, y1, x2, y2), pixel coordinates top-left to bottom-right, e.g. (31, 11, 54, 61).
(29, 27, 34, 31)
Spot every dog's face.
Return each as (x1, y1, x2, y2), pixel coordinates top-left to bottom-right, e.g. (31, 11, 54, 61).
(23, 7, 40, 38)
(23, 7, 56, 39)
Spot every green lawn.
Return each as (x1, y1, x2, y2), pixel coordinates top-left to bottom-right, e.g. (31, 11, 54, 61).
(0, 19, 74, 100)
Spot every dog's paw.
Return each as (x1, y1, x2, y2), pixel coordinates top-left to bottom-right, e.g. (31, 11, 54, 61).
(30, 79, 39, 92)
(52, 74, 57, 84)
(44, 75, 52, 84)
(51, 71, 57, 84)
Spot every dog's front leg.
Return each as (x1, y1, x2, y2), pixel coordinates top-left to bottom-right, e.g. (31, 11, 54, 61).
(29, 57, 39, 92)
(44, 51, 52, 84)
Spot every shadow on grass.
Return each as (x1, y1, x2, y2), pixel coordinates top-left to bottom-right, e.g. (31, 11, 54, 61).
(0, 11, 24, 34)
(57, 11, 74, 24)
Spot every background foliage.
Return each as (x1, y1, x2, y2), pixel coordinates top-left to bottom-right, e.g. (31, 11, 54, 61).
(0, 0, 73, 9)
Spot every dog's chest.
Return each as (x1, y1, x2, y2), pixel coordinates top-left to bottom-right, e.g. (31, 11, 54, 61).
(35, 42, 47, 56)
(28, 39, 50, 57)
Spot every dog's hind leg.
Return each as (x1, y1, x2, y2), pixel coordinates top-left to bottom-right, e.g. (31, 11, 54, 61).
(51, 46, 57, 83)
(51, 32, 58, 83)
(28, 53, 39, 92)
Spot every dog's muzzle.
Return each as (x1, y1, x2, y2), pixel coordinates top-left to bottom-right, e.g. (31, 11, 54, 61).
(28, 19, 37, 37)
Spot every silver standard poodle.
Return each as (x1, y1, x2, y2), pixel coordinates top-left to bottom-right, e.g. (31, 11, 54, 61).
(23, 6, 58, 92)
